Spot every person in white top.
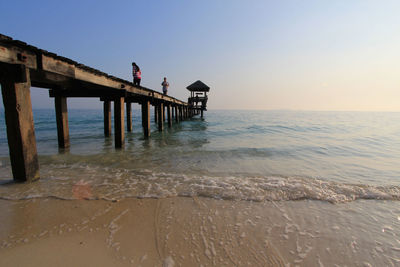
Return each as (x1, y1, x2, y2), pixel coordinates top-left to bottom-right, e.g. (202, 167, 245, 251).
(161, 77, 169, 95)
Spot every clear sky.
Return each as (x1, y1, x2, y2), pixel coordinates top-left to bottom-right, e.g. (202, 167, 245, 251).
(1, 0, 400, 111)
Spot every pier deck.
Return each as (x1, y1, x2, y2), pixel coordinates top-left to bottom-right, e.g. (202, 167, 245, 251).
(0, 34, 193, 182)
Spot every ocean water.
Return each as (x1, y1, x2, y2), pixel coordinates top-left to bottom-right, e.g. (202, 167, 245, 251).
(0, 109, 399, 203)
(1, 109, 400, 266)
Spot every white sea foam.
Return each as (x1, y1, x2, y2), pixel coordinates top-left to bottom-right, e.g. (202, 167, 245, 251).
(0, 164, 399, 204)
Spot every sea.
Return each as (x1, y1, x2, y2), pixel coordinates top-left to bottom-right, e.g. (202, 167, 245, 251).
(1, 109, 400, 265)
(0, 109, 399, 203)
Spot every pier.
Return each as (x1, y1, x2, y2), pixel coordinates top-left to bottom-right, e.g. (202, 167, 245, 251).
(0, 34, 204, 182)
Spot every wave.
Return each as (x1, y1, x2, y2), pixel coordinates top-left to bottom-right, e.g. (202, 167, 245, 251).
(0, 164, 399, 204)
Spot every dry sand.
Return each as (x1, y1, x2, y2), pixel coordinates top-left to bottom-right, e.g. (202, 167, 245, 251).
(0, 197, 399, 266)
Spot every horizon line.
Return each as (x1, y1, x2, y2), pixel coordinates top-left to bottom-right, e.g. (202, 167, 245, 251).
(10, 107, 400, 113)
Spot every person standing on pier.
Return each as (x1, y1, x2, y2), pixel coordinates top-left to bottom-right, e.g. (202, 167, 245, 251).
(161, 77, 169, 95)
(134, 67, 142, 86)
(132, 62, 138, 83)
(132, 62, 141, 86)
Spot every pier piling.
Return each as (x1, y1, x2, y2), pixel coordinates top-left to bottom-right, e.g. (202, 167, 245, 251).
(141, 100, 150, 137)
(114, 97, 125, 148)
(55, 95, 70, 148)
(180, 106, 183, 121)
(158, 102, 164, 131)
(103, 101, 111, 137)
(167, 105, 172, 128)
(126, 101, 132, 132)
(154, 105, 158, 124)
(0, 65, 40, 182)
(175, 106, 179, 123)
(163, 105, 166, 122)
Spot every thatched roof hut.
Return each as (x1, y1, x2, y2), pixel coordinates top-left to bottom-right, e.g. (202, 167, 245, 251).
(186, 80, 210, 92)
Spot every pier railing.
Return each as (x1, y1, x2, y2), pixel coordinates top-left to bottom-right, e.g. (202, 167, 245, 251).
(0, 34, 193, 182)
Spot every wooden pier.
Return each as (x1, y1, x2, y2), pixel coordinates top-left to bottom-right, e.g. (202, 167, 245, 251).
(0, 34, 200, 182)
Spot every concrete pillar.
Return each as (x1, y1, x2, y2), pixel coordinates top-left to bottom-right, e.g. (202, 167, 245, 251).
(126, 101, 132, 132)
(114, 97, 125, 148)
(103, 100, 111, 137)
(55, 96, 70, 148)
(141, 100, 150, 138)
(0, 66, 40, 182)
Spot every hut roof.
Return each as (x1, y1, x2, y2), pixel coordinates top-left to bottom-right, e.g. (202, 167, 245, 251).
(186, 80, 210, 92)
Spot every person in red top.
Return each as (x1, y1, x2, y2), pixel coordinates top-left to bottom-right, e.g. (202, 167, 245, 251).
(132, 62, 138, 83)
(134, 67, 141, 86)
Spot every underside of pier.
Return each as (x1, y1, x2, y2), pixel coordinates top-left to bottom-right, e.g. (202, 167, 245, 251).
(0, 34, 194, 182)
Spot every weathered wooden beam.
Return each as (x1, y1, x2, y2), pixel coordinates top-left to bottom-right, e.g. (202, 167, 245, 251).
(40, 54, 187, 104)
(141, 100, 150, 138)
(0, 62, 28, 82)
(49, 87, 124, 98)
(0, 45, 37, 69)
(0, 65, 39, 182)
(125, 95, 148, 104)
(103, 100, 111, 137)
(114, 97, 125, 148)
(54, 96, 70, 148)
(167, 105, 172, 128)
(158, 102, 164, 131)
(126, 101, 132, 132)
(30, 69, 75, 89)
(0, 41, 188, 106)
(201, 109, 204, 118)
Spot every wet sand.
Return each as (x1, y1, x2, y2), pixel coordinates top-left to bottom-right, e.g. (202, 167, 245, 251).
(0, 197, 399, 266)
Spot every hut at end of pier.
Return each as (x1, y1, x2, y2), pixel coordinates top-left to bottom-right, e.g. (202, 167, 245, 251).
(187, 80, 210, 118)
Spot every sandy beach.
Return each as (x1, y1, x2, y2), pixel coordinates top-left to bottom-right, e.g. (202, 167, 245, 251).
(1, 197, 398, 266)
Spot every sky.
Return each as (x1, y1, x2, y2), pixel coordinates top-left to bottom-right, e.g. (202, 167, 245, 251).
(1, 0, 400, 111)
